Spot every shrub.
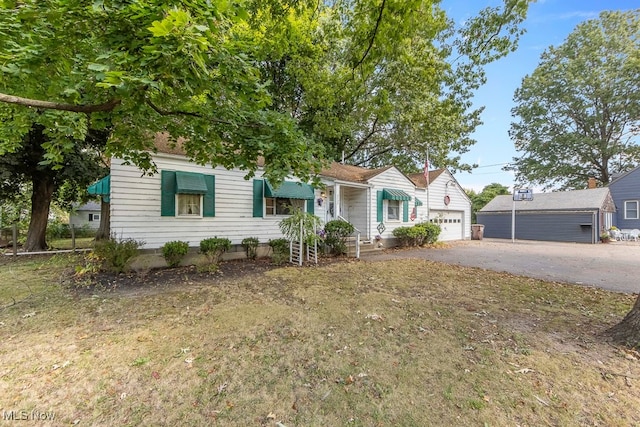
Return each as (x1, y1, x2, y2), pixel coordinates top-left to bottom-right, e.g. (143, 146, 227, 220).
(323, 219, 355, 255)
(392, 226, 418, 247)
(161, 240, 189, 267)
(278, 208, 323, 246)
(416, 222, 441, 244)
(241, 237, 260, 260)
(200, 237, 231, 265)
(393, 222, 441, 247)
(46, 221, 70, 240)
(93, 235, 143, 273)
(268, 238, 289, 265)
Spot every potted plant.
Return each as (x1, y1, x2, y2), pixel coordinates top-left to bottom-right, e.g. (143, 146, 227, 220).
(600, 231, 611, 243)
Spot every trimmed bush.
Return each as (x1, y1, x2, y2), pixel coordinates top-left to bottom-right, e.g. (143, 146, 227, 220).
(200, 237, 231, 265)
(161, 240, 189, 267)
(393, 222, 441, 247)
(324, 219, 355, 255)
(415, 222, 441, 244)
(268, 238, 289, 265)
(93, 235, 143, 273)
(241, 237, 260, 260)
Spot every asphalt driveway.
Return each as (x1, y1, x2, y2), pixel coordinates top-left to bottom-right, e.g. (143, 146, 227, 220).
(361, 238, 640, 294)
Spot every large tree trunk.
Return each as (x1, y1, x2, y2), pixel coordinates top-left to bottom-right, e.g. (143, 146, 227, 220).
(24, 175, 55, 252)
(604, 294, 640, 347)
(95, 201, 110, 241)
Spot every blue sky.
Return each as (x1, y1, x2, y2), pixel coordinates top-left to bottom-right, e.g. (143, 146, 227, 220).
(442, 0, 640, 193)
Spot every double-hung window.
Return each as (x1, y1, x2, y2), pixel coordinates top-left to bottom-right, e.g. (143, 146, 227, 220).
(625, 201, 639, 219)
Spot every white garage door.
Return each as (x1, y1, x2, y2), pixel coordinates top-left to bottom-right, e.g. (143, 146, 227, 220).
(430, 210, 463, 241)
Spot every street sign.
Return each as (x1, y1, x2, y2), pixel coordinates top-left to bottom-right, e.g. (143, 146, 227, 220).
(513, 188, 533, 201)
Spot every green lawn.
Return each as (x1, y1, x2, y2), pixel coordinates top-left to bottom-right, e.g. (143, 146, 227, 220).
(0, 254, 638, 426)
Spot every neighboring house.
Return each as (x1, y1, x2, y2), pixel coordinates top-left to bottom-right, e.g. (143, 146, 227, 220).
(476, 188, 615, 244)
(608, 166, 640, 229)
(94, 136, 472, 250)
(69, 201, 102, 230)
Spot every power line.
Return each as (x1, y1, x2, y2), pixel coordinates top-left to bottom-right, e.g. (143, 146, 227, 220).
(474, 162, 511, 168)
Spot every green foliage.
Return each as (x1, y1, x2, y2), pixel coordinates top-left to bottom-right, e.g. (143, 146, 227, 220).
(393, 222, 440, 247)
(199, 237, 231, 265)
(508, 10, 640, 190)
(161, 240, 190, 268)
(466, 183, 510, 223)
(278, 208, 323, 246)
(323, 219, 355, 255)
(268, 238, 289, 265)
(0, 0, 529, 190)
(241, 237, 260, 260)
(46, 221, 95, 240)
(93, 235, 143, 273)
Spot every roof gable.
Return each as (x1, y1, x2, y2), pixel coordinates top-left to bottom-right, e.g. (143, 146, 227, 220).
(408, 169, 446, 188)
(609, 165, 640, 188)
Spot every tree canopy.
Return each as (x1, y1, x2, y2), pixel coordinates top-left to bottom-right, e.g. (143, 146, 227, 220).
(0, 0, 530, 184)
(508, 10, 640, 190)
(465, 182, 510, 223)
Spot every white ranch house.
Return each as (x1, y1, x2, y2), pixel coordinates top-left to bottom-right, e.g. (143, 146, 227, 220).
(95, 139, 471, 251)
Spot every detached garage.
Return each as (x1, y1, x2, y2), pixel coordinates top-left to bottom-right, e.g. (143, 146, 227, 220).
(477, 188, 615, 244)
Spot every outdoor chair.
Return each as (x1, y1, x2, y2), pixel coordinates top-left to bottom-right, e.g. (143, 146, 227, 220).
(629, 229, 640, 241)
(609, 229, 622, 241)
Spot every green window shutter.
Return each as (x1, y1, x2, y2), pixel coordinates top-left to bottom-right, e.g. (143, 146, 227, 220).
(403, 200, 409, 222)
(203, 175, 215, 217)
(307, 198, 315, 214)
(376, 190, 383, 222)
(161, 170, 176, 216)
(253, 179, 264, 217)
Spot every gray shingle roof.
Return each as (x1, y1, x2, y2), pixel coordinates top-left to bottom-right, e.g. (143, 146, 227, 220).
(479, 188, 612, 212)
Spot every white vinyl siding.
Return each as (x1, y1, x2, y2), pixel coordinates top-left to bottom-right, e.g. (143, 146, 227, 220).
(368, 168, 414, 238)
(110, 156, 317, 249)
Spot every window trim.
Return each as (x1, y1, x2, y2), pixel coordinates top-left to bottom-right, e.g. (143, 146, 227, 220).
(176, 193, 203, 218)
(624, 200, 639, 219)
(89, 213, 101, 222)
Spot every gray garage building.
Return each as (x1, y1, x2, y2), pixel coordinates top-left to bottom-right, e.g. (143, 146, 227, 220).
(477, 188, 615, 244)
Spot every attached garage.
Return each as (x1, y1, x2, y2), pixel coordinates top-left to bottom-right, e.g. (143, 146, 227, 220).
(477, 188, 615, 244)
(431, 210, 464, 241)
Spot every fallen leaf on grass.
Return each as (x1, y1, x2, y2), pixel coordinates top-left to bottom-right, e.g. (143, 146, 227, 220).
(365, 313, 383, 321)
(152, 371, 160, 379)
(22, 311, 36, 318)
(515, 368, 534, 374)
(217, 382, 228, 394)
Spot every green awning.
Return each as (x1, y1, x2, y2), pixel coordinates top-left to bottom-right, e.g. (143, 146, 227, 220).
(265, 180, 314, 200)
(415, 197, 424, 206)
(87, 175, 110, 203)
(382, 188, 411, 201)
(176, 171, 208, 194)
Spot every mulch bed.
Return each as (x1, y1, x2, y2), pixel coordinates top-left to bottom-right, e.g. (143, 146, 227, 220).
(64, 255, 352, 294)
